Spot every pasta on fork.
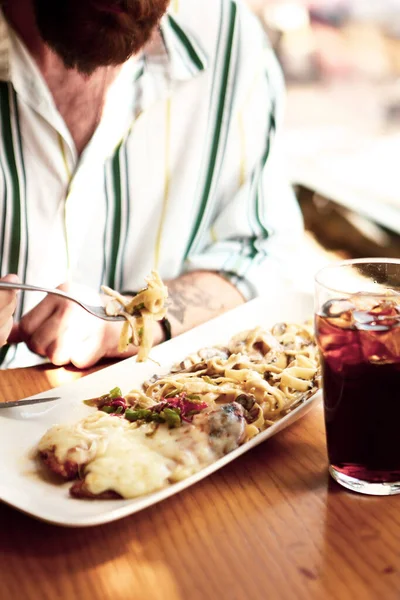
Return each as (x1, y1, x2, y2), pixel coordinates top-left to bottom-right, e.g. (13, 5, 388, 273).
(102, 270, 168, 361)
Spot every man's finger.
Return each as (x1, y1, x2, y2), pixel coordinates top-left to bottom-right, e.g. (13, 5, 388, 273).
(0, 316, 15, 347)
(27, 306, 77, 357)
(18, 296, 63, 340)
(70, 321, 137, 368)
(44, 338, 73, 366)
(44, 310, 105, 367)
(7, 322, 22, 345)
(70, 334, 107, 369)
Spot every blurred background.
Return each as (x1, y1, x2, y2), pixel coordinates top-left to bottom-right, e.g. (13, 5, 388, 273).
(245, 0, 400, 287)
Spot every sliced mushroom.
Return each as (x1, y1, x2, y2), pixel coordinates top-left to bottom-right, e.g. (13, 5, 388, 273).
(143, 374, 160, 390)
(171, 347, 229, 373)
(235, 394, 263, 425)
(235, 393, 256, 412)
(247, 403, 263, 426)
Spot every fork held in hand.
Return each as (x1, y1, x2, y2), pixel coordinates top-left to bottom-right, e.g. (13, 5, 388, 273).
(0, 281, 125, 322)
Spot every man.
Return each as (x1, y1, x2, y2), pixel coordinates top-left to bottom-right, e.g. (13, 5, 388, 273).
(0, 0, 303, 369)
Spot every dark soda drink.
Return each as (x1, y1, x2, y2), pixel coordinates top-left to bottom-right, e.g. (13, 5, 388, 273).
(316, 298, 400, 484)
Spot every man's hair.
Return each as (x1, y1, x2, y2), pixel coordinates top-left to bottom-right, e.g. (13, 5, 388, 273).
(33, 0, 169, 74)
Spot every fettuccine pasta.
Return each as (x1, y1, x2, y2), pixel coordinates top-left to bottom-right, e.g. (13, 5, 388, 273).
(125, 321, 320, 442)
(102, 270, 168, 361)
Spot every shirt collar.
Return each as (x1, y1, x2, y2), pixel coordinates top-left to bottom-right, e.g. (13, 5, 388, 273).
(0, 8, 209, 85)
(155, 13, 208, 81)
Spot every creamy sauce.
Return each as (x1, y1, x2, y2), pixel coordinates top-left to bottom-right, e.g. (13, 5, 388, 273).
(39, 412, 218, 498)
(84, 433, 173, 497)
(38, 412, 127, 466)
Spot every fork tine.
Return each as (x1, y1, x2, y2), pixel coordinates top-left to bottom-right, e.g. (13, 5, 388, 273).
(85, 305, 126, 322)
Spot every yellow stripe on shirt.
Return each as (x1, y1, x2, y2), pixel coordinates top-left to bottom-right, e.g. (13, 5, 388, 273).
(57, 133, 74, 274)
(154, 97, 172, 270)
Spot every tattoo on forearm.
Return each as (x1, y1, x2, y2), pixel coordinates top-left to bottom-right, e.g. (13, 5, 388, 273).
(167, 278, 224, 325)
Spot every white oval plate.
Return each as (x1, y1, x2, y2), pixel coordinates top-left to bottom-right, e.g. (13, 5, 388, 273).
(0, 291, 321, 527)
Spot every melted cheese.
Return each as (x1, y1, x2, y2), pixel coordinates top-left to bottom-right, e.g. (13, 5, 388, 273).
(39, 412, 217, 498)
(38, 412, 128, 465)
(84, 433, 174, 497)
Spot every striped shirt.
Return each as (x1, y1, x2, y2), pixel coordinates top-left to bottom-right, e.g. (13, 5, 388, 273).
(0, 0, 303, 368)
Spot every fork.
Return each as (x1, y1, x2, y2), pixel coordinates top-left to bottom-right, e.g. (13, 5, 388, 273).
(0, 281, 125, 322)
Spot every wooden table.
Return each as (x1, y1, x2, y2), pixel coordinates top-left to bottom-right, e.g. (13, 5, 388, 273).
(1, 365, 400, 600)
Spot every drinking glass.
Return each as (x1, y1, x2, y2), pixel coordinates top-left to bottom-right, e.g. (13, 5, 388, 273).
(315, 258, 400, 495)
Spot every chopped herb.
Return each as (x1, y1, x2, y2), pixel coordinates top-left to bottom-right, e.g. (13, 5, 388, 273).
(161, 408, 181, 428)
(133, 302, 145, 315)
(151, 413, 166, 424)
(125, 408, 153, 422)
(93, 390, 208, 428)
(157, 393, 208, 423)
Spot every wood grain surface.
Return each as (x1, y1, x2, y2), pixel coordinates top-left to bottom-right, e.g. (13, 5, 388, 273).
(1, 365, 400, 600)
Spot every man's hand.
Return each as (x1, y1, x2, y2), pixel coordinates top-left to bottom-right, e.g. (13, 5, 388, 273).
(0, 274, 20, 347)
(9, 282, 148, 368)
(8, 271, 245, 369)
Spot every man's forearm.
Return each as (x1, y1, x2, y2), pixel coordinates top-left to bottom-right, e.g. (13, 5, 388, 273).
(164, 270, 245, 339)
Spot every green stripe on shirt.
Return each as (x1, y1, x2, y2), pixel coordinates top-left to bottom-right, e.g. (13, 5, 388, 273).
(0, 160, 7, 268)
(108, 143, 123, 289)
(11, 87, 29, 315)
(167, 15, 206, 72)
(117, 143, 131, 291)
(184, 0, 238, 259)
(0, 83, 21, 275)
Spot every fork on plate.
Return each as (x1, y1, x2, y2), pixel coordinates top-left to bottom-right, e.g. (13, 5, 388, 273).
(0, 281, 125, 322)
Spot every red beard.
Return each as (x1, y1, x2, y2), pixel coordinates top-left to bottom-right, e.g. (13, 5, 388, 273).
(33, 0, 169, 74)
